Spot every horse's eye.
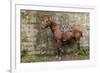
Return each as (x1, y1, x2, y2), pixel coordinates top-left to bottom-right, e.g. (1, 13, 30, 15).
(46, 21, 48, 23)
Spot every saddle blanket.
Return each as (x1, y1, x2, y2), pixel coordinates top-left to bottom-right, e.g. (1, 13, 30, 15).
(60, 25, 70, 41)
(60, 25, 70, 32)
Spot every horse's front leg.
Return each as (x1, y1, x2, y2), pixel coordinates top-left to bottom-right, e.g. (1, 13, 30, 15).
(56, 39, 62, 60)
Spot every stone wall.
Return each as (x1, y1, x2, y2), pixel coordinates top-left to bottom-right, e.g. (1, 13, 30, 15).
(20, 10, 89, 55)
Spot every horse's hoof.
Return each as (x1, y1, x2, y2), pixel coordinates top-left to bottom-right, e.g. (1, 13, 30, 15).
(56, 56, 58, 59)
(58, 57, 62, 60)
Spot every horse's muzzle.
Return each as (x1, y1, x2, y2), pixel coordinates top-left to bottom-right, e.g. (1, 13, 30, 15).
(41, 24, 45, 29)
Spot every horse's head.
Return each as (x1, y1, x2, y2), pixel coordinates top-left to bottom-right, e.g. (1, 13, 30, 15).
(41, 16, 52, 29)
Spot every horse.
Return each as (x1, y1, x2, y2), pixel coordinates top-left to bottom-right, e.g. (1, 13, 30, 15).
(41, 16, 83, 60)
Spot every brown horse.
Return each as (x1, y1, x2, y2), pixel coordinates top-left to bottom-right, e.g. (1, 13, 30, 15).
(41, 16, 83, 60)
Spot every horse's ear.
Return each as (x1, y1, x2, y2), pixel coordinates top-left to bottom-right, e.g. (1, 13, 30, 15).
(44, 15, 51, 21)
(48, 16, 52, 21)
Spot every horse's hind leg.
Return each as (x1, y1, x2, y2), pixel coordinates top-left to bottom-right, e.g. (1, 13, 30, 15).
(75, 39, 80, 55)
(77, 36, 81, 50)
(77, 40, 80, 51)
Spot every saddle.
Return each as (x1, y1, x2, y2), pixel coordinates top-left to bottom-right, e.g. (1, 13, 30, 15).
(60, 25, 70, 41)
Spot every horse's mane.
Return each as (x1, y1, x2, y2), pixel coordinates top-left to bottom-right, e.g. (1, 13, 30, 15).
(51, 20, 61, 27)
